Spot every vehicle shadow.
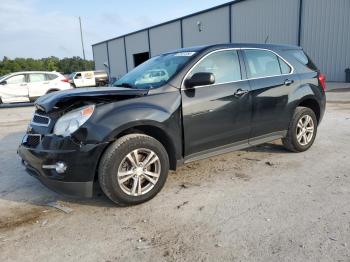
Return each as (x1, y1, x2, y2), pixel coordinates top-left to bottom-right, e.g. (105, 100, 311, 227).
(0, 102, 34, 109)
(0, 130, 116, 209)
(245, 141, 290, 154)
(0, 129, 288, 209)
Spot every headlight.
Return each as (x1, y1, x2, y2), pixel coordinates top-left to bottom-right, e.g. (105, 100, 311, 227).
(53, 104, 95, 137)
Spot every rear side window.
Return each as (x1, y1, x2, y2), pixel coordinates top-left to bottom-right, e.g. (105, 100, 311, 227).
(46, 73, 58, 80)
(190, 50, 242, 84)
(29, 74, 46, 83)
(287, 50, 318, 71)
(244, 49, 291, 78)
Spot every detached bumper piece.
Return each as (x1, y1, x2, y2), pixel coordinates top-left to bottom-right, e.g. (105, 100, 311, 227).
(18, 134, 108, 198)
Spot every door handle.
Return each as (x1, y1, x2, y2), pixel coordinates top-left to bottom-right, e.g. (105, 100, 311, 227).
(43, 82, 50, 84)
(234, 89, 249, 97)
(284, 79, 294, 86)
(20, 84, 27, 86)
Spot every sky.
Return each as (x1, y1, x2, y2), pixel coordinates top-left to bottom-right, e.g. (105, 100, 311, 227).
(0, 0, 232, 60)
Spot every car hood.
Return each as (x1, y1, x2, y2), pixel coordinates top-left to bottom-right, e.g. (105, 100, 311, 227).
(35, 87, 149, 113)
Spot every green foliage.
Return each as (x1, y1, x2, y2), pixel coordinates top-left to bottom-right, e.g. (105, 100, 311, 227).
(0, 56, 94, 76)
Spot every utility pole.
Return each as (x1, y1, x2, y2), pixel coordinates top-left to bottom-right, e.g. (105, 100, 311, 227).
(79, 16, 86, 60)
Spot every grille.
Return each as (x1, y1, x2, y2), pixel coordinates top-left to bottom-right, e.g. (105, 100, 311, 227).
(32, 114, 50, 126)
(26, 134, 41, 147)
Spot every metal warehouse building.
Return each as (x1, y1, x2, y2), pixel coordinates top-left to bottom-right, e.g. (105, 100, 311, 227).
(92, 0, 350, 82)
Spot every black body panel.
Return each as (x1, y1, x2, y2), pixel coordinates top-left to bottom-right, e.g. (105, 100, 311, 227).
(182, 80, 251, 157)
(35, 86, 148, 113)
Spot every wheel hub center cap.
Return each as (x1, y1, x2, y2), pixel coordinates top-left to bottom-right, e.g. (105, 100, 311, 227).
(135, 167, 143, 176)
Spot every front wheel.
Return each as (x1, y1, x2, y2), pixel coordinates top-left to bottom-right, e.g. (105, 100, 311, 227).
(282, 106, 318, 152)
(98, 134, 169, 206)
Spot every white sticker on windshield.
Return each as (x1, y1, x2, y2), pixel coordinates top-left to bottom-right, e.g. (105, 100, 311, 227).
(174, 52, 196, 57)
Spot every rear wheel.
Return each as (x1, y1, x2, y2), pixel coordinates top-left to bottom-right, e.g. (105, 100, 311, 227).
(98, 134, 169, 206)
(282, 106, 318, 152)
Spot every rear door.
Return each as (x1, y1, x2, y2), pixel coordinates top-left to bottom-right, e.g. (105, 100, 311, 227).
(27, 73, 47, 98)
(181, 49, 252, 158)
(0, 74, 29, 103)
(242, 49, 299, 142)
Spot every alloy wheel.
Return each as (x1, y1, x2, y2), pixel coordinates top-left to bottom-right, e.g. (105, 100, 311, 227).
(296, 115, 314, 146)
(117, 148, 161, 196)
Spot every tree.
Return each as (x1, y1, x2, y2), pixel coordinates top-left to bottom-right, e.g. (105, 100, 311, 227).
(0, 56, 94, 76)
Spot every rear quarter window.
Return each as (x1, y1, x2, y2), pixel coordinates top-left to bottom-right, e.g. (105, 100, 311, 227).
(286, 50, 318, 71)
(46, 73, 59, 80)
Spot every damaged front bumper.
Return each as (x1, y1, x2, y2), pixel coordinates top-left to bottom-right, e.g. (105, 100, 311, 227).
(18, 134, 108, 198)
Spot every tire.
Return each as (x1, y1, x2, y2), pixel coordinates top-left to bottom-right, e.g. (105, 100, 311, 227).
(282, 106, 318, 152)
(98, 134, 169, 206)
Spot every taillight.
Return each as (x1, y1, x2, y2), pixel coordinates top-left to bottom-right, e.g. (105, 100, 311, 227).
(318, 73, 326, 92)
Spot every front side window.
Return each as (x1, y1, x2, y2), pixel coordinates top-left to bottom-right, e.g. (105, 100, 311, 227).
(244, 49, 290, 78)
(189, 50, 242, 84)
(29, 74, 46, 83)
(6, 74, 26, 84)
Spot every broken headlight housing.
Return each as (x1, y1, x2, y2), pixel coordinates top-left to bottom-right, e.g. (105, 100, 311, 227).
(53, 105, 95, 137)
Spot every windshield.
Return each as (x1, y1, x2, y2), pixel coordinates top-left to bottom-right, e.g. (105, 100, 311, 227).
(0, 73, 11, 82)
(113, 52, 197, 89)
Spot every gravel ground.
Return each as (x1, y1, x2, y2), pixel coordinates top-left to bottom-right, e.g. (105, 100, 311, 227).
(0, 89, 349, 262)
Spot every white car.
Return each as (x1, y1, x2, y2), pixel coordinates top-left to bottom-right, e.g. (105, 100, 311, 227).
(0, 71, 72, 104)
(135, 69, 169, 85)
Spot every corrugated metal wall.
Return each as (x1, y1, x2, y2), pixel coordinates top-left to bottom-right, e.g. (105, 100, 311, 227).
(125, 31, 149, 71)
(92, 43, 109, 71)
(301, 0, 350, 81)
(231, 0, 299, 45)
(94, 0, 350, 81)
(107, 38, 127, 78)
(182, 7, 230, 47)
(149, 21, 182, 56)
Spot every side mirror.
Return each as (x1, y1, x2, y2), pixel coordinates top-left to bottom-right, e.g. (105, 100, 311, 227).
(185, 72, 215, 88)
(0, 80, 7, 85)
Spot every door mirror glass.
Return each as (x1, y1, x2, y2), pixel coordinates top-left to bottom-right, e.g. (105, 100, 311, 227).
(0, 80, 7, 85)
(185, 72, 215, 88)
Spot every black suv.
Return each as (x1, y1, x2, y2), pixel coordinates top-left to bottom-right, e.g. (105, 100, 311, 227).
(18, 44, 326, 206)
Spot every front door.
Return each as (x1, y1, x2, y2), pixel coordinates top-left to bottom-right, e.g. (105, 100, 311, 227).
(181, 49, 252, 158)
(0, 74, 29, 103)
(74, 73, 84, 87)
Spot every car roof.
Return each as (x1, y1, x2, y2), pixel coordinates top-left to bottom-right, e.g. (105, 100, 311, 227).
(167, 43, 301, 54)
(7, 71, 61, 75)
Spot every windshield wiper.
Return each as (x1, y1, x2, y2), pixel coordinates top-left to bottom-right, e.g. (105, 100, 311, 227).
(114, 83, 135, 88)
